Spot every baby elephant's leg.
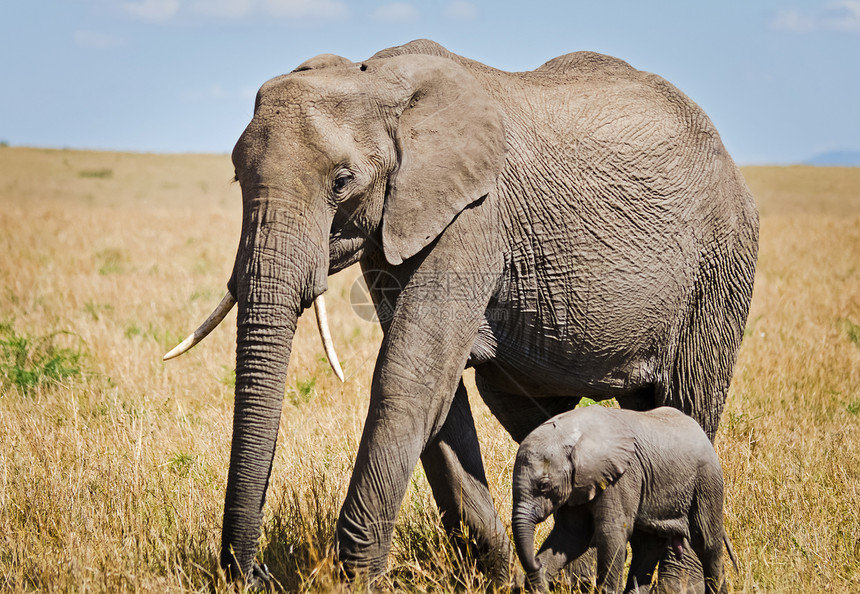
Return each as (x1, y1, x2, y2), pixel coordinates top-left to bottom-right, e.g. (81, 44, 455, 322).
(690, 479, 728, 594)
(591, 513, 632, 593)
(535, 506, 593, 584)
(624, 531, 666, 594)
(654, 542, 704, 594)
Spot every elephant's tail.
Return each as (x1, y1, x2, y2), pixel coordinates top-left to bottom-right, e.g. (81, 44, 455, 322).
(723, 532, 739, 572)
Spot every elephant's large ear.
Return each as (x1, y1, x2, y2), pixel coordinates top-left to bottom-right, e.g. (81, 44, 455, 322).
(570, 412, 637, 504)
(379, 55, 506, 265)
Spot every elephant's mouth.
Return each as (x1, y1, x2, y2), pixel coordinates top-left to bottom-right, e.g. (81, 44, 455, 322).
(163, 290, 344, 382)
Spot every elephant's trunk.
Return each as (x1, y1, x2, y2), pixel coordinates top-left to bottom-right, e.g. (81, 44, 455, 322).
(221, 296, 297, 577)
(220, 197, 328, 580)
(512, 506, 545, 592)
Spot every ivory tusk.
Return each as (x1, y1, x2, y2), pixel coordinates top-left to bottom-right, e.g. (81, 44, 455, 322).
(314, 294, 345, 382)
(163, 291, 237, 361)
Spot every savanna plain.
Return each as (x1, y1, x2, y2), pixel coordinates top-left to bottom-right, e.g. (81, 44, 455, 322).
(0, 147, 858, 592)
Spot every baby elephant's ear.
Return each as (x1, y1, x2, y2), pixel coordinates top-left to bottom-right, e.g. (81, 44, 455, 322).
(570, 418, 636, 503)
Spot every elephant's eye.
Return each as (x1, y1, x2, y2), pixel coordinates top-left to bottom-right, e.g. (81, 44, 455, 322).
(537, 478, 552, 494)
(332, 172, 354, 195)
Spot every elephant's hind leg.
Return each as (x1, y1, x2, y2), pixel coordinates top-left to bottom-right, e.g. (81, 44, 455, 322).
(421, 380, 514, 584)
(624, 531, 665, 594)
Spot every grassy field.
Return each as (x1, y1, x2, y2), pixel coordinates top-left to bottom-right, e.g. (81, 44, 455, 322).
(0, 146, 858, 592)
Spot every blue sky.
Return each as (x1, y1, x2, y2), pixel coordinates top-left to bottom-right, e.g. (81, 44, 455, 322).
(1, 1, 858, 164)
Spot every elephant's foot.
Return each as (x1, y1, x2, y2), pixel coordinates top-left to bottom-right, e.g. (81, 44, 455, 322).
(444, 523, 514, 587)
(655, 547, 705, 594)
(220, 545, 272, 591)
(334, 552, 388, 586)
(561, 547, 598, 592)
(245, 562, 273, 592)
(514, 565, 547, 593)
(333, 527, 389, 587)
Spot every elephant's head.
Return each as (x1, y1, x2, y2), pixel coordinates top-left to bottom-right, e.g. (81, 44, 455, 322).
(511, 410, 635, 587)
(164, 51, 506, 579)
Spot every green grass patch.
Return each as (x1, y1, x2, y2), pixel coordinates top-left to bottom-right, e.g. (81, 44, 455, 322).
(78, 168, 113, 179)
(0, 321, 86, 395)
(577, 397, 618, 408)
(124, 322, 143, 339)
(839, 318, 860, 348)
(220, 366, 235, 388)
(96, 248, 128, 275)
(83, 301, 114, 321)
(288, 377, 317, 406)
(124, 321, 181, 348)
(168, 451, 195, 477)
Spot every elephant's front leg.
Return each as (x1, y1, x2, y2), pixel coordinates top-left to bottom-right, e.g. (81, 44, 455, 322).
(421, 380, 513, 584)
(591, 500, 635, 594)
(334, 276, 491, 580)
(535, 505, 594, 587)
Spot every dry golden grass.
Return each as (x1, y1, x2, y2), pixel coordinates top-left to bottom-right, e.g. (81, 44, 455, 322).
(0, 147, 858, 592)
(721, 167, 860, 591)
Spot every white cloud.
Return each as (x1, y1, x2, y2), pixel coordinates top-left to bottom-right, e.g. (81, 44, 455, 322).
(444, 1, 477, 20)
(124, 0, 180, 22)
(264, 0, 348, 19)
(74, 30, 127, 49)
(123, 0, 348, 22)
(827, 0, 860, 30)
(371, 2, 419, 23)
(771, 1, 860, 32)
(771, 8, 816, 32)
(191, 0, 254, 19)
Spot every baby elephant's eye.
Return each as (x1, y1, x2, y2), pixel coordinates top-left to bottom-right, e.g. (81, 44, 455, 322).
(537, 478, 552, 494)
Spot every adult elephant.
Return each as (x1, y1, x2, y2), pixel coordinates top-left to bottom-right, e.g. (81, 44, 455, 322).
(165, 40, 758, 587)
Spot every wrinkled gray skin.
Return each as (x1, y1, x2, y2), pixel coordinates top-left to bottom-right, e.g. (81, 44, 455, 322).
(513, 406, 730, 594)
(213, 39, 758, 586)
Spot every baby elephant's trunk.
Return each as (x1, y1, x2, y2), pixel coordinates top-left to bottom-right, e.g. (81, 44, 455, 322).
(512, 508, 546, 592)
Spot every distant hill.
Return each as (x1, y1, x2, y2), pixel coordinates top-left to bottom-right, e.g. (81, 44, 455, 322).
(804, 150, 860, 166)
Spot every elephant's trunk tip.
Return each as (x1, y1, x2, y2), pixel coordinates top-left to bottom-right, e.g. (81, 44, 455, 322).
(163, 291, 237, 361)
(314, 294, 345, 382)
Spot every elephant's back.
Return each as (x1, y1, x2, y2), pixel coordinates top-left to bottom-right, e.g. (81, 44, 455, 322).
(493, 55, 757, 267)
(369, 38, 455, 61)
(534, 51, 636, 76)
(636, 408, 721, 469)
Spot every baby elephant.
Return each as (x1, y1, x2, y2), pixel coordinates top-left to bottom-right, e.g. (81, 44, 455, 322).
(512, 406, 735, 594)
